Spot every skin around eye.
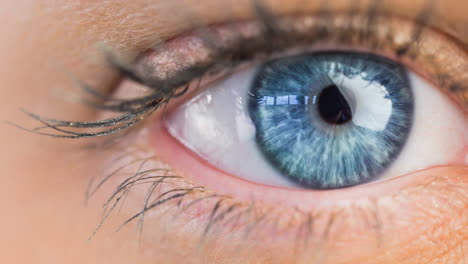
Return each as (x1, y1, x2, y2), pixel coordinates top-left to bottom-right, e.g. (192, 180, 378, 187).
(120, 8, 466, 262)
(0, 1, 467, 264)
(105, 5, 466, 264)
(130, 12, 468, 110)
(163, 51, 468, 190)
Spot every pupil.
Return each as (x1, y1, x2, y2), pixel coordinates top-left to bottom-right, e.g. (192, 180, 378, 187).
(318, 85, 352, 124)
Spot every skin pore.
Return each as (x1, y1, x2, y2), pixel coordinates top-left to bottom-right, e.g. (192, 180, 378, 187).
(0, 0, 466, 263)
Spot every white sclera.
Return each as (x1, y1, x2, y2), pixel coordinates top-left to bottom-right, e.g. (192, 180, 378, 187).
(165, 66, 468, 188)
(166, 67, 300, 187)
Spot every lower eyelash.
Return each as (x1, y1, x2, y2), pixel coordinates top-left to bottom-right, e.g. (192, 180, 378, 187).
(87, 139, 466, 260)
(86, 143, 389, 254)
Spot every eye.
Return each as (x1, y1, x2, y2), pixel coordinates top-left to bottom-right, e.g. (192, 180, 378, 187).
(17, 5, 467, 257)
(164, 50, 466, 190)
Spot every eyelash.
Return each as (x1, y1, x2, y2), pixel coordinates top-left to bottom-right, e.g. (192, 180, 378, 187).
(17, 0, 467, 140)
(15, 0, 466, 250)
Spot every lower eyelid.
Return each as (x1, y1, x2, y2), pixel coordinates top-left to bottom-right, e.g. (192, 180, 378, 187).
(93, 133, 466, 262)
(85, 84, 467, 262)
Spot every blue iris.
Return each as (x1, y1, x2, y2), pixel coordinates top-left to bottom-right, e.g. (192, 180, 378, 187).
(248, 52, 413, 189)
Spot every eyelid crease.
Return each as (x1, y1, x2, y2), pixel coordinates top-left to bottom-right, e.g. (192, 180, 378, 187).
(123, 12, 467, 114)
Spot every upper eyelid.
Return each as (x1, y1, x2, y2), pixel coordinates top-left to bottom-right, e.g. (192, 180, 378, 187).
(18, 2, 467, 140)
(116, 10, 466, 108)
(90, 7, 467, 140)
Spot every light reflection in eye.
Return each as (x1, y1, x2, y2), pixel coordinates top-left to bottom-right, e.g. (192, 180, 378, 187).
(260, 95, 310, 105)
(258, 76, 394, 132)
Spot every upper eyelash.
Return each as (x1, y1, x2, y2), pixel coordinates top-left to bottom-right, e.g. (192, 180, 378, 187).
(12, 0, 444, 140)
